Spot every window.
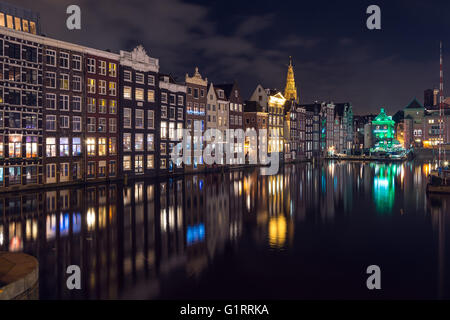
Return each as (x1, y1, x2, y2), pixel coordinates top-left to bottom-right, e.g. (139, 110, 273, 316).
(170, 94, 176, 105)
(98, 118, 107, 132)
(109, 82, 116, 96)
(59, 95, 69, 111)
(87, 58, 96, 73)
(161, 92, 167, 103)
(177, 123, 183, 140)
(124, 70, 131, 82)
(46, 137, 56, 157)
(60, 52, 69, 68)
(148, 90, 155, 102)
(6, 135, 20, 157)
(123, 86, 132, 99)
(136, 88, 144, 101)
(87, 138, 96, 156)
(109, 161, 116, 177)
(59, 74, 69, 90)
(161, 106, 167, 118)
(136, 73, 144, 83)
(60, 163, 69, 181)
(109, 137, 117, 155)
(161, 122, 167, 139)
(45, 72, 56, 88)
(169, 107, 175, 119)
(109, 62, 117, 77)
(87, 118, 96, 132)
(87, 78, 96, 93)
(72, 96, 82, 112)
(124, 108, 131, 128)
(135, 155, 144, 174)
(98, 138, 107, 156)
(72, 138, 81, 156)
(148, 75, 155, 85)
(24, 136, 38, 159)
(177, 95, 184, 106)
(46, 50, 56, 66)
(123, 133, 131, 151)
(135, 134, 144, 151)
(88, 98, 96, 113)
(177, 108, 184, 120)
(109, 100, 117, 114)
(123, 156, 131, 171)
(72, 55, 82, 70)
(87, 162, 96, 178)
(73, 75, 82, 91)
(160, 159, 167, 169)
(169, 122, 175, 140)
(99, 99, 107, 113)
(0, 136, 3, 157)
(99, 80, 106, 95)
(147, 134, 154, 151)
(46, 115, 56, 131)
(9, 167, 21, 185)
(109, 118, 117, 133)
(148, 110, 154, 129)
(46, 94, 56, 109)
(136, 109, 144, 128)
(60, 116, 69, 129)
(160, 143, 166, 155)
(60, 137, 69, 156)
(6, 15, 13, 29)
(194, 88, 199, 98)
(147, 155, 154, 169)
(99, 60, 107, 75)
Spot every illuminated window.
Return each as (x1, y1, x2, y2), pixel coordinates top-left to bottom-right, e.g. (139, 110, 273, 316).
(6, 15, 13, 29)
(26, 136, 38, 158)
(135, 134, 144, 151)
(123, 133, 131, 151)
(123, 86, 132, 99)
(123, 156, 131, 171)
(109, 137, 117, 155)
(160, 159, 167, 169)
(14, 17, 21, 31)
(98, 138, 107, 156)
(161, 121, 167, 139)
(160, 143, 166, 155)
(87, 138, 96, 156)
(98, 99, 107, 113)
(87, 98, 96, 113)
(148, 89, 155, 102)
(147, 155, 154, 169)
(60, 137, 69, 156)
(0, 13, 4, 27)
(147, 134, 154, 151)
(177, 123, 183, 140)
(46, 138, 56, 157)
(29, 21, 36, 34)
(135, 109, 144, 128)
(109, 63, 116, 77)
(72, 138, 81, 156)
(135, 155, 144, 173)
(169, 122, 175, 140)
(109, 100, 117, 114)
(87, 78, 96, 93)
(0, 136, 3, 158)
(136, 88, 144, 101)
(109, 82, 116, 96)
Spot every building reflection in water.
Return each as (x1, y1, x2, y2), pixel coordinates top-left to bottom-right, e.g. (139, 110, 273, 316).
(0, 161, 449, 299)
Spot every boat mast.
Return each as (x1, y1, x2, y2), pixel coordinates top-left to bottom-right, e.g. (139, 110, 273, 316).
(439, 41, 444, 167)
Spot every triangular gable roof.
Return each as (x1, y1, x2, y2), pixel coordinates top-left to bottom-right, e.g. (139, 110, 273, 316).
(405, 97, 424, 109)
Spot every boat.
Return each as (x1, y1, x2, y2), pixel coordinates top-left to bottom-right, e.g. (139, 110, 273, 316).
(427, 164, 450, 194)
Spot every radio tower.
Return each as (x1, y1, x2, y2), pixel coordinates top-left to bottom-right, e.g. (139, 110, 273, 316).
(439, 41, 444, 167)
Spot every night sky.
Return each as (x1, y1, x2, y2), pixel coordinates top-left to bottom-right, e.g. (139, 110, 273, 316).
(11, 0, 450, 114)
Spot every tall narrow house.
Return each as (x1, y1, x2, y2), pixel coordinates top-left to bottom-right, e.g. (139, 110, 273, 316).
(119, 45, 159, 178)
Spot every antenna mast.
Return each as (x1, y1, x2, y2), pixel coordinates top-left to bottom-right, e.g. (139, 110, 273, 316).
(439, 41, 444, 166)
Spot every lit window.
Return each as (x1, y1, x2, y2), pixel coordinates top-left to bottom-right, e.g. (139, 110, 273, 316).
(88, 98, 96, 113)
(29, 21, 36, 34)
(25, 136, 38, 158)
(99, 80, 106, 95)
(109, 100, 117, 114)
(87, 58, 96, 73)
(6, 15, 13, 29)
(147, 155, 154, 169)
(87, 78, 96, 93)
(109, 82, 116, 96)
(14, 17, 21, 31)
(46, 137, 56, 157)
(8, 135, 22, 157)
(124, 108, 131, 128)
(123, 156, 131, 171)
(72, 138, 82, 156)
(161, 122, 167, 139)
(0, 13, 4, 27)
(136, 88, 144, 101)
(135, 134, 144, 151)
(60, 137, 69, 156)
(109, 62, 117, 77)
(98, 138, 107, 156)
(135, 109, 144, 128)
(99, 60, 106, 75)
(109, 137, 117, 155)
(123, 86, 132, 99)
(147, 134, 154, 151)
(98, 118, 107, 133)
(87, 138, 96, 156)
(123, 133, 131, 152)
(148, 110, 154, 129)
(99, 99, 107, 113)
(148, 90, 155, 102)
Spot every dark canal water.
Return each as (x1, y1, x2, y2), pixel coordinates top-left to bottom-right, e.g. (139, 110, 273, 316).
(1, 161, 449, 299)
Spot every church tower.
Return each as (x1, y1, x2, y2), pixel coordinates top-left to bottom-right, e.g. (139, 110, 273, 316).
(284, 56, 298, 101)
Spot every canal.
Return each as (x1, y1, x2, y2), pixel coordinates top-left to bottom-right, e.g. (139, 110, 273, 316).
(0, 161, 449, 299)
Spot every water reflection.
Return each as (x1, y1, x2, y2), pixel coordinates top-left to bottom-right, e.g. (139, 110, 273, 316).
(1, 161, 450, 299)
